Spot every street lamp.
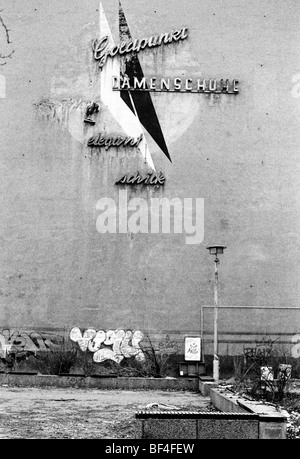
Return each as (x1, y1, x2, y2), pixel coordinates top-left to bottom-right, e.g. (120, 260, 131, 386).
(206, 245, 227, 383)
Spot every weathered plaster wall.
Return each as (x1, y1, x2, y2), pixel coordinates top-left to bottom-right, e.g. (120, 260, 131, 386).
(0, 0, 299, 347)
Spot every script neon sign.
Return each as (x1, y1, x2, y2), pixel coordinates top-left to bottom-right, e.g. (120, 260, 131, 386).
(92, 27, 188, 68)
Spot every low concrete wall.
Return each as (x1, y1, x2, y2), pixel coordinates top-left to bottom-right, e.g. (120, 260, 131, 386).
(210, 387, 287, 439)
(0, 372, 199, 391)
(198, 376, 218, 397)
(136, 411, 260, 439)
(210, 387, 248, 413)
(135, 386, 288, 439)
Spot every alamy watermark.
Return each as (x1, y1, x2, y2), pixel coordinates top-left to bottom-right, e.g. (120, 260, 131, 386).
(96, 190, 204, 245)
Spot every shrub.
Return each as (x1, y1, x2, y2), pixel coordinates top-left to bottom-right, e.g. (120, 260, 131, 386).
(232, 338, 293, 402)
(30, 348, 79, 375)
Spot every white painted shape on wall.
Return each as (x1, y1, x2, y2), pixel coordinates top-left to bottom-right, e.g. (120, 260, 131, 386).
(93, 347, 122, 363)
(120, 330, 145, 361)
(291, 334, 300, 358)
(88, 330, 106, 352)
(152, 90, 200, 146)
(0, 75, 5, 98)
(99, 1, 155, 169)
(112, 329, 126, 359)
(104, 330, 116, 345)
(70, 327, 97, 352)
(291, 74, 300, 98)
(68, 107, 85, 144)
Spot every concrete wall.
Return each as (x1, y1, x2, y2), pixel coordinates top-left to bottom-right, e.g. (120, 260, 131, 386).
(0, 1, 299, 356)
(0, 373, 199, 391)
(136, 411, 260, 439)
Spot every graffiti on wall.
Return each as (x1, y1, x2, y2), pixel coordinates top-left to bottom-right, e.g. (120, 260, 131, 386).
(158, 334, 180, 355)
(69, 327, 145, 364)
(243, 336, 300, 362)
(0, 329, 64, 361)
(243, 338, 275, 363)
(34, 97, 94, 124)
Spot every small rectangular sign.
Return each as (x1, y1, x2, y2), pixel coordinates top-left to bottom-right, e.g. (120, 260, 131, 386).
(184, 337, 201, 361)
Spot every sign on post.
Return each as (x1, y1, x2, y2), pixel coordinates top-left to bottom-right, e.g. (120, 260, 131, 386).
(184, 337, 201, 361)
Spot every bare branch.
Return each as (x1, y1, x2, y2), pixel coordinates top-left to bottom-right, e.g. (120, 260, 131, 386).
(0, 50, 15, 65)
(0, 10, 14, 65)
(0, 12, 12, 44)
(0, 50, 14, 59)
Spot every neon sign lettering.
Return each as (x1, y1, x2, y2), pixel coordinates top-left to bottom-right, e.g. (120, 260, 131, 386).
(112, 76, 239, 94)
(116, 171, 166, 186)
(87, 133, 143, 150)
(92, 27, 188, 68)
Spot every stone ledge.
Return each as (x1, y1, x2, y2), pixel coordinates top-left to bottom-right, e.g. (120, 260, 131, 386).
(135, 411, 259, 439)
(0, 373, 199, 391)
(198, 376, 218, 396)
(210, 387, 287, 439)
(136, 410, 258, 419)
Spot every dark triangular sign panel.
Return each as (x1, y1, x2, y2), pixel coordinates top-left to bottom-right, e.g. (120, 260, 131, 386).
(119, 2, 172, 162)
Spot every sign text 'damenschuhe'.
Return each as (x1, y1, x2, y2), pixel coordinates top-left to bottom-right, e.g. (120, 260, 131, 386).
(112, 76, 239, 94)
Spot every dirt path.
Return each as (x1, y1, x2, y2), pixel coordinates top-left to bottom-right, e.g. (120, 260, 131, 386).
(0, 386, 211, 439)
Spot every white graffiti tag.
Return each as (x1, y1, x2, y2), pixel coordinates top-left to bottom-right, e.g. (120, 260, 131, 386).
(69, 327, 145, 363)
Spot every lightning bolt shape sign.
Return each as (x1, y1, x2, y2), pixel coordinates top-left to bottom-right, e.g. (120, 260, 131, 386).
(118, 1, 172, 163)
(98, 1, 171, 169)
(99, 2, 155, 170)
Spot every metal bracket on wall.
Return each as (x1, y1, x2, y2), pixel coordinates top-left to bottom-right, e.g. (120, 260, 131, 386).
(84, 102, 99, 124)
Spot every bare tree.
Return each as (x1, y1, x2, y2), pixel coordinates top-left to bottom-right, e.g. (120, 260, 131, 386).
(0, 9, 14, 65)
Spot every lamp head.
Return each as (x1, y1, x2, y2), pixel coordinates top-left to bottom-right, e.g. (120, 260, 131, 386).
(206, 245, 227, 256)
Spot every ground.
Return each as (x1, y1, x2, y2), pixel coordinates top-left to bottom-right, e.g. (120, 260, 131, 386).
(0, 386, 211, 439)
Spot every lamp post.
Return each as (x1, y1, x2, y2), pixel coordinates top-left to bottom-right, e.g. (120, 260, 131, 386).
(206, 245, 227, 383)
